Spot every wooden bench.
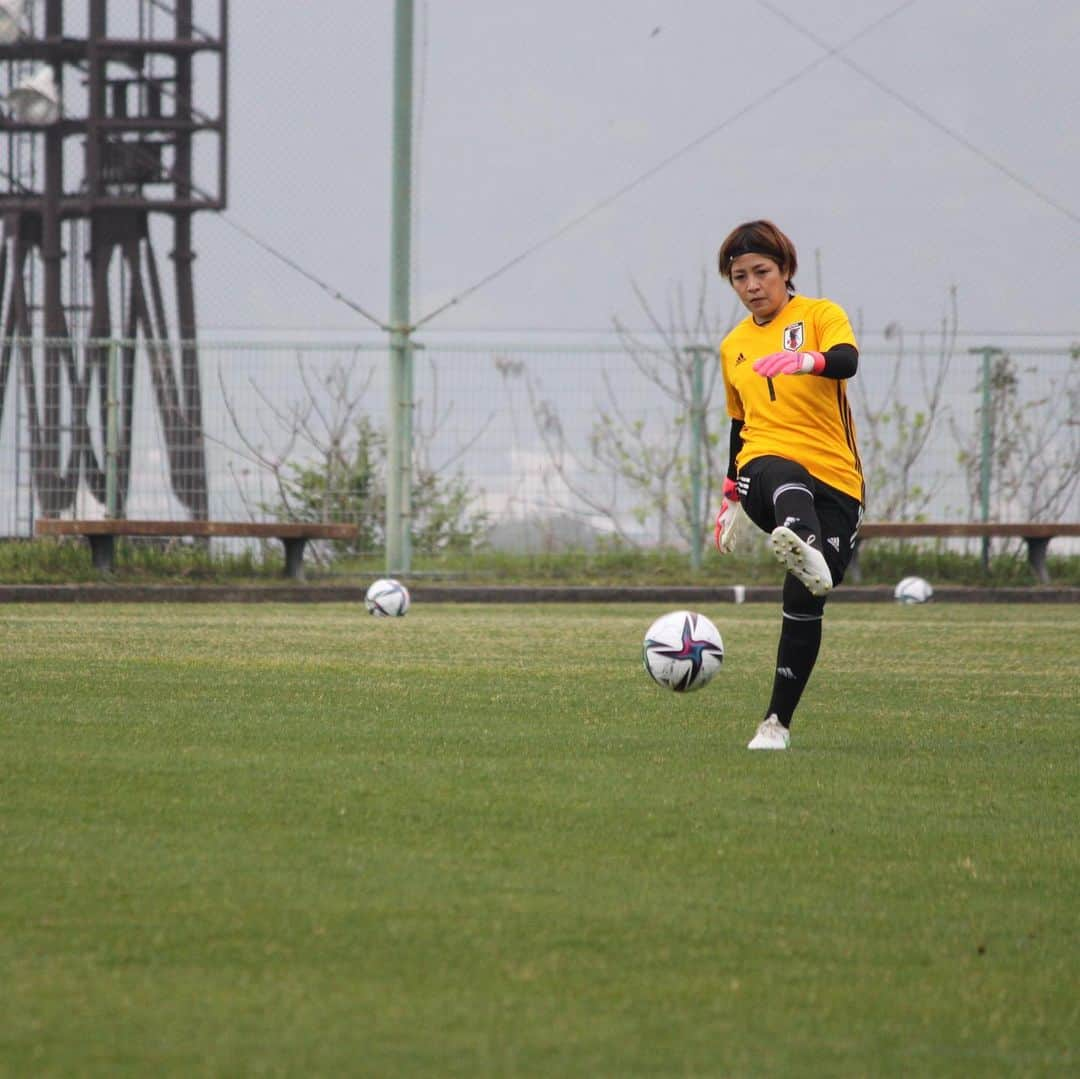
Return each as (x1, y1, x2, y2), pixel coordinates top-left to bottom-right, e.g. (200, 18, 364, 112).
(852, 522, 1080, 585)
(35, 519, 359, 580)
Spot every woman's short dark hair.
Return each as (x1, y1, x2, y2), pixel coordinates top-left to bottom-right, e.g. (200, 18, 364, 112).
(718, 220, 798, 288)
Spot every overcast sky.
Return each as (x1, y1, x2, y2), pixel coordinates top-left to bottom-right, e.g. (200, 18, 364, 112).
(193, 1, 1079, 341)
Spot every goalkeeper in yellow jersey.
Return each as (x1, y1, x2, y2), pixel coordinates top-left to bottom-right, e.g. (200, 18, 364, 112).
(713, 220, 864, 751)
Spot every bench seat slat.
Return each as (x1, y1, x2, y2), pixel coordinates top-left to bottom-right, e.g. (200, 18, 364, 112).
(859, 522, 1079, 540)
(35, 519, 357, 541)
(852, 521, 1079, 585)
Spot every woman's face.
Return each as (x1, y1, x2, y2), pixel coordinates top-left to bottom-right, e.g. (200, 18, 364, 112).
(728, 253, 789, 324)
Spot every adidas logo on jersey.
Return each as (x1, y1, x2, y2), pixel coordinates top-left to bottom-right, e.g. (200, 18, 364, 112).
(735, 352, 748, 366)
(827, 536, 841, 552)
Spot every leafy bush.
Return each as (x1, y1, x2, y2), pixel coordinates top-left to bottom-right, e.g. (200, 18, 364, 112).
(267, 414, 488, 557)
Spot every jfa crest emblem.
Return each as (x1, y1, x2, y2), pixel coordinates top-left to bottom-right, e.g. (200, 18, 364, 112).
(783, 322, 805, 350)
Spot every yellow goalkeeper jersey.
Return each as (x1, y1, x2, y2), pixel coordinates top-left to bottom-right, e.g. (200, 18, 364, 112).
(720, 294, 864, 502)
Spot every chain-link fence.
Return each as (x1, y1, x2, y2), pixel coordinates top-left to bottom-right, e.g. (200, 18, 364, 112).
(1, 337, 1077, 566)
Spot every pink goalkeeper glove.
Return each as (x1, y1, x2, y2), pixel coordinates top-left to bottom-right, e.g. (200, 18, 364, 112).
(753, 350, 826, 377)
(714, 477, 741, 554)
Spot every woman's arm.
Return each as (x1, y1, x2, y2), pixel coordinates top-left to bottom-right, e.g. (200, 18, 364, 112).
(819, 343, 858, 379)
(727, 418, 745, 482)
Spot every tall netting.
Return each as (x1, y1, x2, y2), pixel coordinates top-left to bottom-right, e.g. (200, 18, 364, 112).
(1, 337, 1076, 566)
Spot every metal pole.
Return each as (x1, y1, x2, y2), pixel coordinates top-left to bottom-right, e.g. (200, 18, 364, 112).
(105, 340, 120, 518)
(978, 347, 996, 573)
(401, 339, 413, 568)
(685, 346, 708, 572)
(386, 0, 414, 574)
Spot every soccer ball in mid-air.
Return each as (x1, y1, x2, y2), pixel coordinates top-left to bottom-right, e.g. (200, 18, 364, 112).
(642, 610, 724, 692)
(365, 578, 410, 617)
(894, 576, 933, 604)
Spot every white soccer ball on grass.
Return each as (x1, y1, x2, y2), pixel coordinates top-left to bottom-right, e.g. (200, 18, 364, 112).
(894, 576, 933, 604)
(642, 610, 724, 692)
(365, 578, 410, 617)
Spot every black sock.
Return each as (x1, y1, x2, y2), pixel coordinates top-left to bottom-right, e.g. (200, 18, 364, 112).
(766, 614, 822, 728)
(773, 483, 824, 551)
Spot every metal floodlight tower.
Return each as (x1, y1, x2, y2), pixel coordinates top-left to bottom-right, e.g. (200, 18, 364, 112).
(0, 0, 227, 523)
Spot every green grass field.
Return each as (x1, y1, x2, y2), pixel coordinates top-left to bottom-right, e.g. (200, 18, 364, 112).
(2, 602, 1077, 1077)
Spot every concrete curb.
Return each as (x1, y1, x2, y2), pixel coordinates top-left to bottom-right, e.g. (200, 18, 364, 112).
(0, 583, 1077, 604)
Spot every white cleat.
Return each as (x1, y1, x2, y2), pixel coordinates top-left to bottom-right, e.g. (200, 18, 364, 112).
(748, 715, 791, 751)
(769, 525, 833, 596)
